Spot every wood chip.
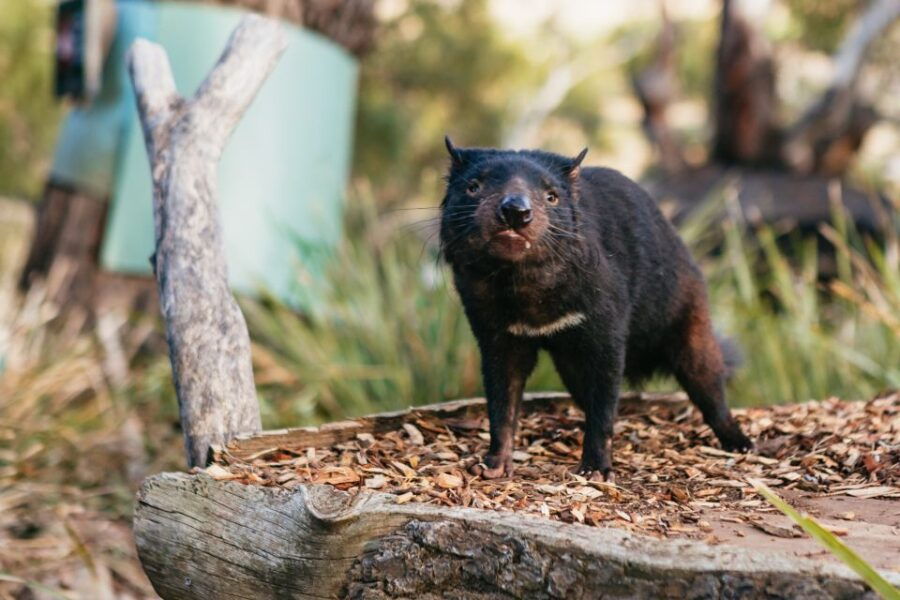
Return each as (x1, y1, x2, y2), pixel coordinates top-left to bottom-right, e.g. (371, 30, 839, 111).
(395, 492, 414, 504)
(213, 393, 900, 538)
(403, 423, 425, 446)
(436, 473, 462, 489)
(750, 520, 801, 538)
(845, 486, 900, 499)
(203, 464, 240, 480)
(365, 475, 387, 489)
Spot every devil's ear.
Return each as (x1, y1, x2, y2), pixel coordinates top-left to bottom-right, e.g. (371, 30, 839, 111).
(444, 135, 466, 167)
(565, 147, 588, 178)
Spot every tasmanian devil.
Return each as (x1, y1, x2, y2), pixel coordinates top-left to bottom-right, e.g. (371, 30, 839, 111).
(439, 138, 752, 481)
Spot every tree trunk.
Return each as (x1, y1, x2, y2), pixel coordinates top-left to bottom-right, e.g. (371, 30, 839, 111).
(712, 0, 780, 165)
(18, 184, 107, 312)
(126, 15, 285, 467)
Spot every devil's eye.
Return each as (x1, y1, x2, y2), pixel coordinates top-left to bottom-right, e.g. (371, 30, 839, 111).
(466, 180, 481, 195)
(545, 191, 559, 205)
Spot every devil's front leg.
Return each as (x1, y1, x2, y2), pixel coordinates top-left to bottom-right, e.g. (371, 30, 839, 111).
(472, 335, 539, 479)
(549, 334, 625, 482)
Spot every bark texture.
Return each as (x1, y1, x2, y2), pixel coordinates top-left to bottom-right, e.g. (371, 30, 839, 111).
(127, 15, 287, 467)
(18, 184, 108, 311)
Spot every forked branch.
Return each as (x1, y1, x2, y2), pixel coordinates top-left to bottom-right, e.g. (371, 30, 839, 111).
(127, 15, 287, 467)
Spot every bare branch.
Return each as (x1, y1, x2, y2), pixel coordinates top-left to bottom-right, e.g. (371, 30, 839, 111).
(192, 14, 288, 153)
(127, 39, 179, 158)
(782, 0, 900, 174)
(832, 0, 900, 89)
(127, 15, 286, 467)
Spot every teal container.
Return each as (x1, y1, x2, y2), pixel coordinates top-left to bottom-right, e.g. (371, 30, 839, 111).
(51, 0, 358, 306)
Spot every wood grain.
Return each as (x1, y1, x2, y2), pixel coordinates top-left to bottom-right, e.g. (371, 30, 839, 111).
(135, 471, 895, 599)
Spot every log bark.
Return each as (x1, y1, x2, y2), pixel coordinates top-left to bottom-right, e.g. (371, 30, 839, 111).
(127, 15, 286, 467)
(133, 393, 900, 600)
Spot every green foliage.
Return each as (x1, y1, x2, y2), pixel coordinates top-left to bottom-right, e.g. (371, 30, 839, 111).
(687, 186, 900, 406)
(782, 0, 859, 52)
(752, 479, 900, 599)
(0, 0, 62, 199)
(242, 189, 560, 426)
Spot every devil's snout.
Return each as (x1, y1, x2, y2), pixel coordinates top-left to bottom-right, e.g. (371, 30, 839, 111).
(498, 195, 533, 230)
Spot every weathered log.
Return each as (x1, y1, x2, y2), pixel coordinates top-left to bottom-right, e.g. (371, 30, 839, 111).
(127, 15, 287, 467)
(133, 393, 900, 600)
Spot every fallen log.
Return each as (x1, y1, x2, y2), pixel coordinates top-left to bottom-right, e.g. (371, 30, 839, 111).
(134, 392, 900, 599)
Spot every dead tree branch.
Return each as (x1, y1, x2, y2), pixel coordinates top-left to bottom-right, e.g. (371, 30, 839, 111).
(127, 15, 287, 467)
(782, 0, 900, 175)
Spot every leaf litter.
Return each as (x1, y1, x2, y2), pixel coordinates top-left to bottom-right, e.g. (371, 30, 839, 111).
(211, 393, 899, 540)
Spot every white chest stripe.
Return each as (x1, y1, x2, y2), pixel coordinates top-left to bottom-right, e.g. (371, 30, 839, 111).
(507, 312, 587, 337)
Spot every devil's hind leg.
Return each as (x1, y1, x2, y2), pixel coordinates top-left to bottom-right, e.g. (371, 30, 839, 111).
(668, 295, 752, 452)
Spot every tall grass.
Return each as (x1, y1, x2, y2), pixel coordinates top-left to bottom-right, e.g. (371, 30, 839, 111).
(697, 184, 900, 406)
(243, 184, 900, 426)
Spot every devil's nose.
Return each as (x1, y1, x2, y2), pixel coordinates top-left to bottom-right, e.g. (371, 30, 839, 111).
(499, 195, 533, 229)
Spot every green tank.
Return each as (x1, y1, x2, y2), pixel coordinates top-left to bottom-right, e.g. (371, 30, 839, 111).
(50, 0, 358, 307)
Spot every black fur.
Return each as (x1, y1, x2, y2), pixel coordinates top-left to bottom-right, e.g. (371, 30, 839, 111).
(440, 139, 752, 480)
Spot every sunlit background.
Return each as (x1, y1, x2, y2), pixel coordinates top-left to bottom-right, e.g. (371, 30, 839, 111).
(0, 0, 898, 596)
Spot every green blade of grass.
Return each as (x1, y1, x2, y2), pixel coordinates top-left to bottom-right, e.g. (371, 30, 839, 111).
(749, 479, 900, 600)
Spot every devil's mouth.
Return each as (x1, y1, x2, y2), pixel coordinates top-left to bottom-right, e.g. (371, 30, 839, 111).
(492, 229, 532, 249)
(488, 228, 533, 256)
